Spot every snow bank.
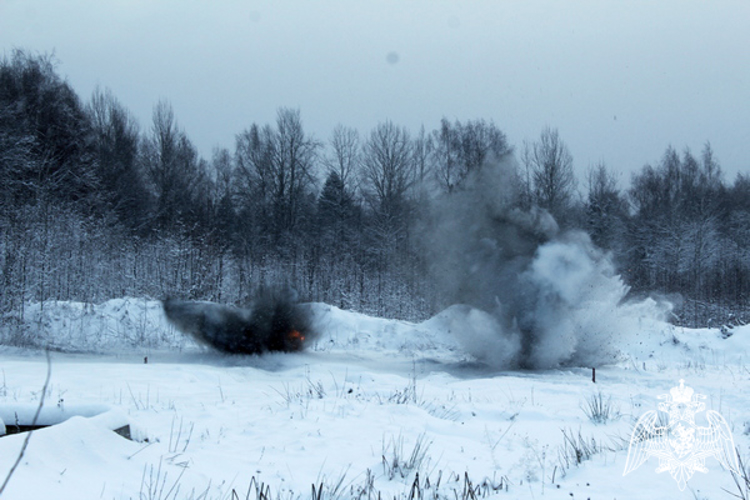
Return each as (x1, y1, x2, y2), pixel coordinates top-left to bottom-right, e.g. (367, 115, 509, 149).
(3, 296, 745, 368)
(0, 298, 748, 499)
(308, 302, 461, 357)
(0, 411, 144, 499)
(13, 298, 197, 352)
(0, 403, 110, 427)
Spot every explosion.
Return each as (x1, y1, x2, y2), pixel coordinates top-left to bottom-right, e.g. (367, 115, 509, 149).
(163, 285, 315, 354)
(421, 158, 670, 370)
(163, 158, 670, 368)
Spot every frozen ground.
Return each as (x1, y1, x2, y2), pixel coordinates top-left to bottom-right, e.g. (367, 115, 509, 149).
(1, 298, 749, 499)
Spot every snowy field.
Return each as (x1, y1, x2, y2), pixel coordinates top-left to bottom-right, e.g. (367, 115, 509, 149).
(1, 298, 750, 499)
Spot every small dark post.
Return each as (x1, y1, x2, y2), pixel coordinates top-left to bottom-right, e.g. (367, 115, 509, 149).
(592, 367, 596, 383)
(144, 356, 148, 364)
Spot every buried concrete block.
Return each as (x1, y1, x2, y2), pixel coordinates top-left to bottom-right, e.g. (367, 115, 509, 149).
(0, 405, 137, 440)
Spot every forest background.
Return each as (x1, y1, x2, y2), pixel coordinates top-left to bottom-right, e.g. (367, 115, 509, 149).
(2, 50, 748, 339)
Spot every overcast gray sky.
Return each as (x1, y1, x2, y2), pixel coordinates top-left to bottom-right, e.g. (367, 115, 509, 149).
(2, 0, 749, 184)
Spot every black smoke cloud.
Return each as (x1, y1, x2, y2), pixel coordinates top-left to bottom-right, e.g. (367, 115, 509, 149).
(163, 286, 316, 354)
(421, 158, 670, 369)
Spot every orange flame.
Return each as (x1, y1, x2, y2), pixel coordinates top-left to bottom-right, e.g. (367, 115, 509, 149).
(288, 330, 305, 342)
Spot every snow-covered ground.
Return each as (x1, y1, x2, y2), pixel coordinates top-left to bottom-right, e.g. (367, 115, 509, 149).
(1, 299, 749, 499)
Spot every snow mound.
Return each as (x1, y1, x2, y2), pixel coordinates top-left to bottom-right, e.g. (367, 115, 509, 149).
(307, 302, 462, 359)
(1, 299, 748, 500)
(3, 298, 747, 368)
(12, 298, 194, 352)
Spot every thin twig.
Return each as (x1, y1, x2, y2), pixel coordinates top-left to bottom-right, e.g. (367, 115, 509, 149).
(0, 350, 52, 495)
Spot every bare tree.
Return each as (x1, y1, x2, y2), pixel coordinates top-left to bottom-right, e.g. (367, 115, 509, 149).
(271, 108, 319, 234)
(361, 121, 415, 223)
(585, 162, 627, 251)
(141, 100, 202, 231)
(234, 108, 319, 238)
(87, 87, 148, 231)
(235, 123, 274, 206)
(320, 125, 361, 236)
(429, 118, 511, 194)
(430, 118, 461, 193)
(324, 124, 360, 191)
(457, 118, 511, 172)
(700, 141, 722, 188)
(412, 124, 431, 185)
(529, 127, 576, 220)
(519, 140, 534, 209)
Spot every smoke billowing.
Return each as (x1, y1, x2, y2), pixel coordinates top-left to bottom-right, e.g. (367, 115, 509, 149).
(163, 286, 316, 354)
(422, 158, 670, 369)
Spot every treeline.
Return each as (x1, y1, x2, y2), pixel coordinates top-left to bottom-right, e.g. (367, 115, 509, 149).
(594, 146, 750, 326)
(1, 50, 748, 336)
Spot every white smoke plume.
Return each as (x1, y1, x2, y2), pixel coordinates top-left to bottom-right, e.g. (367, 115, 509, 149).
(422, 158, 670, 369)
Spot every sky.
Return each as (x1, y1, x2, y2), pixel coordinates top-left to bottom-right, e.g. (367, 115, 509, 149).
(1, 0, 749, 185)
